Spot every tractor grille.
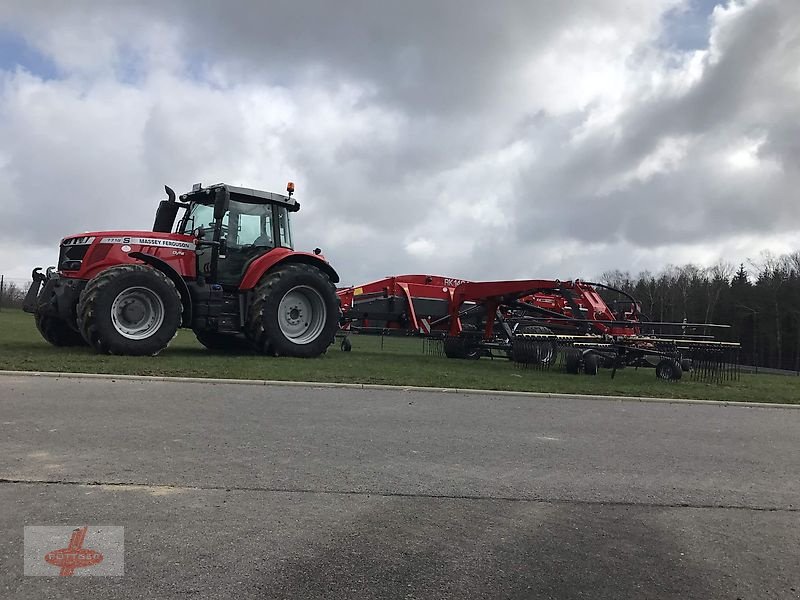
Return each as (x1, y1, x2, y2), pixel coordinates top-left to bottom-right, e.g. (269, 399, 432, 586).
(58, 236, 94, 271)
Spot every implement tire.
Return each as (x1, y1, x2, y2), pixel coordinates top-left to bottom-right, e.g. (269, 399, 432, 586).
(565, 350, 580, 374)
(443, 324, 481, 360)
(246, 263, 338, 358)
(513, 325, 556, 365)
(34, 313, 86, 347)
(77, 265, 182, 355)
(584, 353, 599, 375)
(656, 358, 683, 381)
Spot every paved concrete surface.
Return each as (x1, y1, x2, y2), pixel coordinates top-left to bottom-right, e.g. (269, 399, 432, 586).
(0, 375, 797, 599)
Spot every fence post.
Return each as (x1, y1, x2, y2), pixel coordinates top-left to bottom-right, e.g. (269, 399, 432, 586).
(0, 274, 4, 312)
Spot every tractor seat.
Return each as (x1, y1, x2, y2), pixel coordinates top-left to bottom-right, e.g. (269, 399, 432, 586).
(252, 233, 272, 247)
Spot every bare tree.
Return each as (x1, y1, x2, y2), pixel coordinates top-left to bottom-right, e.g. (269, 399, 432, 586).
(0, 281, 26, 309)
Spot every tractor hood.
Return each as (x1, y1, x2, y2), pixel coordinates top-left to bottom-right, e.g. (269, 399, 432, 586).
(56, 230, 197, 279)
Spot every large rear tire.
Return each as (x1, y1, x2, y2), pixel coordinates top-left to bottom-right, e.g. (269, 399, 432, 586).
(77, 265, 182, 355)
(34, 313, 87, 347)
(246, 263, 338, 357)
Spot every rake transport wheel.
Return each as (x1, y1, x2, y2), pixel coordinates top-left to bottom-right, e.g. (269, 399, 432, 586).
(443, 324, 481, 360)
(246, 263, 339, 358)
(565, 349, 581, 374)
(583, 353, 599, 375)
(77, 265, 182, 356)
(444, 336, 474, 359)
(655, 358, 683, 381)
(34, 313, 87, 347)
(512, 325, 557, 365)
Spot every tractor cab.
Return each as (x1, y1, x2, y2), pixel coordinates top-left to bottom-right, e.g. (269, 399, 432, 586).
(156, 183, 300, 288)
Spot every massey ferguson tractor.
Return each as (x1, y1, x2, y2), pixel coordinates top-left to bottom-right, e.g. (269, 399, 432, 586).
(23, 183, 340, 357)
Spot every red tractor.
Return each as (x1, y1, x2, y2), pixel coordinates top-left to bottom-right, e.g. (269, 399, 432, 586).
(23, 183, 340, 357)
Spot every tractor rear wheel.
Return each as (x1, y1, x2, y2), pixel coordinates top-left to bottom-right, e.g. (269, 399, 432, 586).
(34, 313, 87, 347)
(246, 263, 338, 358)
(77, 265, 182, 355)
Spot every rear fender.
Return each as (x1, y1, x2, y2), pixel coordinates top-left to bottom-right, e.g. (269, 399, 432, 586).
(239, 248, 340, 290)
(128, 252, 192, 325)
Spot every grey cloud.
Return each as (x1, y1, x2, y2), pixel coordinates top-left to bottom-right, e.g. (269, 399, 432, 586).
(510, 0, 800, 252)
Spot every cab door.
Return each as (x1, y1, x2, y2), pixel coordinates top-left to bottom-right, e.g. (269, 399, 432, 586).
(216, 201, 276, 287)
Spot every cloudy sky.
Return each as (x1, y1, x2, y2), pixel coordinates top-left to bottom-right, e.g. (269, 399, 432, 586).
(0, 0, 797, 286)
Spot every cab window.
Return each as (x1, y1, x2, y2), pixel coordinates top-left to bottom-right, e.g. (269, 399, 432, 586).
(227, 201, 273, 248)
(277, 206, 292, 248)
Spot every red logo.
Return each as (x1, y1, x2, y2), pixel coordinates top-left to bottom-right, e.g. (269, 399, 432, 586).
(44, 526, 104, 576)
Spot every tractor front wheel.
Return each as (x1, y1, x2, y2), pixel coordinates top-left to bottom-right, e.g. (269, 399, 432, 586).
(77, 265, 182, 355)
(246, 263, 339, 357)
(34, 313, 87, 347)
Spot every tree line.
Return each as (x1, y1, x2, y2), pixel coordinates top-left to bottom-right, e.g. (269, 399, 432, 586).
(599, 251, 800, 371)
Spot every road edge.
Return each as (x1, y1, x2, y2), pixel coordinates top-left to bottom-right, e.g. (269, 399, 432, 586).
(0, 369, 797, 409)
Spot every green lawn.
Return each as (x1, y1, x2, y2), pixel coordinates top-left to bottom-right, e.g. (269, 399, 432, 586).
(0, 308, 797, 403)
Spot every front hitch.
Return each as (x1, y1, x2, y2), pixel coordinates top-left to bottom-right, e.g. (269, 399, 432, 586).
(22, 267, 52, 313)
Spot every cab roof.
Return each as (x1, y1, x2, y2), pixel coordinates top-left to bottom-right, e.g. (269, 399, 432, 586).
(180, 183, 298, 210)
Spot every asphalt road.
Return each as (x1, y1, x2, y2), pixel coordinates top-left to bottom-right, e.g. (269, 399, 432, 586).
(0, 375, 798, 599)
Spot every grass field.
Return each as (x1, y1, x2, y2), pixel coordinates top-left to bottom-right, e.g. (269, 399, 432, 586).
(0, 308, 797, 403)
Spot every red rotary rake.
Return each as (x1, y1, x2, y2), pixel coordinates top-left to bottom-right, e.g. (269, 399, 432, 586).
(337, 274, 740, 382)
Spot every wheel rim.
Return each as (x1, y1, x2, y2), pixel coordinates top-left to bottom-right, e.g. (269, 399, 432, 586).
(110, 286, 165, 340)
(277, 285, 327, 345)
